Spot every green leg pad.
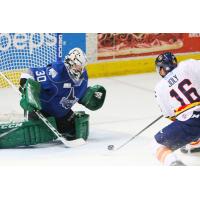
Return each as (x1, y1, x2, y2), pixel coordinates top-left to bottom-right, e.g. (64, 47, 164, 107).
(0, 117, 57, 148)
(74, 111, 90, 140)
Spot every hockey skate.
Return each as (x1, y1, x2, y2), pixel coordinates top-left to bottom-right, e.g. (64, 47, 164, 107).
(180, 140, 200, 154)
(170, 160, 186, 166)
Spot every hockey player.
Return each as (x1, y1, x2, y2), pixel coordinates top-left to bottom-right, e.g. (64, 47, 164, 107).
(0, 48, 106, 148)
(153, 52, 200, 166)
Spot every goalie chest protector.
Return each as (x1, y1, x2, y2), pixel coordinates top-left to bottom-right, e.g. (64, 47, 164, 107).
(30, 62, 88, 118)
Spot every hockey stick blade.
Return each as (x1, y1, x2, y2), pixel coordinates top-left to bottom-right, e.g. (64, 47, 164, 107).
(59, 137, 86, 148)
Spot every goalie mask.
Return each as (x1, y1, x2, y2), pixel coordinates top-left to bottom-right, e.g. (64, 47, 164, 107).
(64, 48, 87, 81)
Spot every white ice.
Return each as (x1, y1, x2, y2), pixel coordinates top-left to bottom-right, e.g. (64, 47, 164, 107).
(0, 72, 200, 166)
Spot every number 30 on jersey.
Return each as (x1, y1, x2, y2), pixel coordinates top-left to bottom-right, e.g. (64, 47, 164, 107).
(35, 70, 47, 82)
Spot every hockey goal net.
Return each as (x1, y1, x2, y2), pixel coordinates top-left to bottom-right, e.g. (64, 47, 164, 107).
(0, 33, 60, 122)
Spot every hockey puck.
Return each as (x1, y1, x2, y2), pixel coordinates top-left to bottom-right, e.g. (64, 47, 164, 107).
(108, 145, 114, 150)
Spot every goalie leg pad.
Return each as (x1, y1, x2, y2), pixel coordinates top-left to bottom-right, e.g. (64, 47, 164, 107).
(0, 117, 57, 148)
(57, 111, 90, 141)
(74, 111, 89, 140)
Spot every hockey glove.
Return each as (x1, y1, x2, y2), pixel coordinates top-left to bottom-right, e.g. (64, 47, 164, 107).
(20, 79, 42, 112)
(79, 85, 106, 111)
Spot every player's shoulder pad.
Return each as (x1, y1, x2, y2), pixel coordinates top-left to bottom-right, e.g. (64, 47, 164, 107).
(178, 59, 199, 67)
(178, 59, 200, 74)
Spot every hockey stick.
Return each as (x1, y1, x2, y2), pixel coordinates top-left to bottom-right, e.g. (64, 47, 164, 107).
(108, 115, 163, 151)
(0, 71, 86, 148)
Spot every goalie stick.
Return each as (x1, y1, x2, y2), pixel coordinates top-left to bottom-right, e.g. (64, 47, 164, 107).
(108, 115, 163, 151)
(0, 71, 86, 148)
(0, 127, 19, 139)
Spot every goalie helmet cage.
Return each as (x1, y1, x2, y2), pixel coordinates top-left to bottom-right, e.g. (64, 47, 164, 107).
(0, 33, 62, 122)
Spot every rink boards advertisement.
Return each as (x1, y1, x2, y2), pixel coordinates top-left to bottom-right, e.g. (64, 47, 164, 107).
(97, 33, 200, 60)
(87, 33, 200, 77)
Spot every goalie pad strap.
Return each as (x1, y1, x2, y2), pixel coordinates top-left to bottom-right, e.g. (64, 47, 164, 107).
(56, 111, 90, 141)
(74, 111, 89, 140)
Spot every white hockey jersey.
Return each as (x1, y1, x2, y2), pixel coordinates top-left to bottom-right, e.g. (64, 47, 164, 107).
(155, 59, 200, 121)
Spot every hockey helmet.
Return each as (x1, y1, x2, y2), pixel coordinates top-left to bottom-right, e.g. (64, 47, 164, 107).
(155, 52, 177, 77)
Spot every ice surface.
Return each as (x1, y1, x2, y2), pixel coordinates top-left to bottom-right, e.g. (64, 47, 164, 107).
(0, 72, 199, 166)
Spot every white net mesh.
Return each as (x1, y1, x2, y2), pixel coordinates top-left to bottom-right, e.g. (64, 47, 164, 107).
(0, 87, 24, 123)
(0, 113, 24, 123)
(0, 33, 58, 88)
(0, 33, 58, 122)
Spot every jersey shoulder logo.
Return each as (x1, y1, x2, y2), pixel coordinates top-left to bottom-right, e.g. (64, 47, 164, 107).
(59, 88, 78, 109)
(48, 68, 58, 78)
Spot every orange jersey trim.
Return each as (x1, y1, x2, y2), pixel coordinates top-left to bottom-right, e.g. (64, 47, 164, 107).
(175, 102, 200, 116)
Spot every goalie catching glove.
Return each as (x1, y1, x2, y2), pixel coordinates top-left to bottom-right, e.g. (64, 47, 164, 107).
(20, 78, 42, 112)
(79, 85, 106, 111)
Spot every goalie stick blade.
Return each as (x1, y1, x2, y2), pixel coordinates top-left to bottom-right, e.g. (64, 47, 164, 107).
(59, 137, 86, 148)
(0, 127, 19, 139)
